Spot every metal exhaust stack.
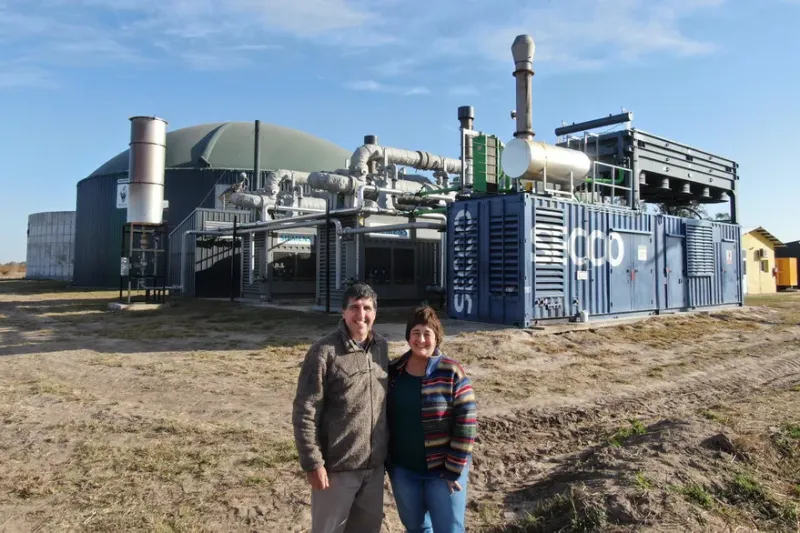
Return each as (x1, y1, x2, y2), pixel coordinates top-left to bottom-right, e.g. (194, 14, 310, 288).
(501, 34, 592, 189)
(512, 35, 535, 140)
(127, 116, 167, 224)
(458, 105, 475, 189)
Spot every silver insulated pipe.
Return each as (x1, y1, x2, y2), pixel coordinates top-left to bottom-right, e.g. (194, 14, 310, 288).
(349, 145, 462, 176)
(127, 116, 167, 224)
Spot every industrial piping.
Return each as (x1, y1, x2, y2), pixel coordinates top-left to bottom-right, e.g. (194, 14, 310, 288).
(232, 171, 446, 215)
(349, 145, 462, 177)
(179, 207, 447, 294)
(232, 162, 455, 219)
(189, 199, 445, 239)
(308, 171, 359, 193)
(264, 169, 309, 196)
(230, 169, 309, 202)
(340, 221, 444, 236)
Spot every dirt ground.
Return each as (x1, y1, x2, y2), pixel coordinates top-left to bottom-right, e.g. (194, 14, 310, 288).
(0, 279, 798, 532)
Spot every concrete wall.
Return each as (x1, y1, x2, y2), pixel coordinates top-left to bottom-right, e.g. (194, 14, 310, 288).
(26, 211, 75, 281)
(743, 232, 776, 295)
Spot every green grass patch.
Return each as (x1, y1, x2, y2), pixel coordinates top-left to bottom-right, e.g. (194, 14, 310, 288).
(783, 424, 800, 440)
(722, 472, 799, 526)
(677, 484, 714, 509)
(699, 409, 732, 425)
(633, 471, 653, 491)
(773, 423, 800, 457)
(501, 485, 607, 533)
(608, 419, 647, 447)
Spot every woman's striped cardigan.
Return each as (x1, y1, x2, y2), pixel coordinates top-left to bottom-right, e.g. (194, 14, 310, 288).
(388, 350, 477, 481)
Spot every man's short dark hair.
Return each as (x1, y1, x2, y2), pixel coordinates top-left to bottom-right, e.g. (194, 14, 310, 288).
(342, 283, 378, 310)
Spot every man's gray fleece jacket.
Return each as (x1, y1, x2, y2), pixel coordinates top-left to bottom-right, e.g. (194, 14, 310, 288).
(292, 320, 390, 473)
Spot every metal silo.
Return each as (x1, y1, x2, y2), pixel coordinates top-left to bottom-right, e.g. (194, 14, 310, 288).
(127, 116, 167, 225)
(73, 122, 351, 287)
(25, 211, 76, 281)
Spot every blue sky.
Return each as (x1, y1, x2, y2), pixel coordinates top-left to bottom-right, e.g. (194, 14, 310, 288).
(1, 0, 798, 262)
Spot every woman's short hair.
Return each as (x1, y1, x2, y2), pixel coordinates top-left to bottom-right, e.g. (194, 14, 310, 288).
(405, 305, 444, 346)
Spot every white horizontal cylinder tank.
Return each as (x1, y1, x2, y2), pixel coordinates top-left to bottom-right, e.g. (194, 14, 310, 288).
(501, 137, 592, 189)
(127, 116, 167, 224)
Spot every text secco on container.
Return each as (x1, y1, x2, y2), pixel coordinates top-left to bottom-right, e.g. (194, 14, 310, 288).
(533, 224, 625, 267)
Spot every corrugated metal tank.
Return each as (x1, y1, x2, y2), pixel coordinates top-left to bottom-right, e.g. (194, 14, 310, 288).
(447, 193, 742, 326)
(74, 122, 351, 287)
(25, 211, 75, 281)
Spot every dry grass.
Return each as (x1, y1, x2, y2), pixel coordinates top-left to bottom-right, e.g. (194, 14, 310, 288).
(0, 262, 25, 278)
(745, 292, 800, 326)
(2, 280, 800, 531)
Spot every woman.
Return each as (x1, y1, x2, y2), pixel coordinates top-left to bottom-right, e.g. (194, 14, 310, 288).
(387, 305, 477, 533)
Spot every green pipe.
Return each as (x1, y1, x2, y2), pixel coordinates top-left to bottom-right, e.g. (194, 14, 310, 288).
(586, 167, 626, 185)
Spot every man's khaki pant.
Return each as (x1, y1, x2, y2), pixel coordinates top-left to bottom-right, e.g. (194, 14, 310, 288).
(311, 467, 384, 533)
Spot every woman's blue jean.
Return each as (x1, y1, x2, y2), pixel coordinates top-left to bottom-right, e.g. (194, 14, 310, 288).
(388, 461, 470, 533)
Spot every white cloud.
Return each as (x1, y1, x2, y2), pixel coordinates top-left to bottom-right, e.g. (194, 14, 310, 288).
(472, 0, 724, 72)
(404, 86, 430, 96)
(448, 85, 480, 97)
(345, 80, 430, 97)
(0, 0, 729, 88)
(225, 44, 284, 52)
(346, 80, 385, 92)
(0, 0, 307, 75)
(371, 58, 417, 77)
(0, 65, 55, 89)
(179, 52, 252, 71)
(231, 0, 371, 34)
(342, 0, 729, 92)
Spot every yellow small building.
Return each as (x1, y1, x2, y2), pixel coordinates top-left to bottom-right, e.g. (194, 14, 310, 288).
(742, 227, 786, 295)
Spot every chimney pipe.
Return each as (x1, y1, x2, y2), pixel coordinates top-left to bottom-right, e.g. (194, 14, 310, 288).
(127, 116, 167, 225)
(254, 119, 261, 191)
(511, 35, 535, 140)
(457, 106, 474, 131)
(458, 106, 475, 187)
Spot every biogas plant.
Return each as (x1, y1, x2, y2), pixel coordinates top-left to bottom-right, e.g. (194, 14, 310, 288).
(92, 34, 743, 326)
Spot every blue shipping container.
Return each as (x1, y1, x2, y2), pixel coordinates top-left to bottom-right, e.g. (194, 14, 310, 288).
(446, 193, 742, 327)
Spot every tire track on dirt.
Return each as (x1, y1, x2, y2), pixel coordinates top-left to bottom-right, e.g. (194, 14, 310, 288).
(470, 347, 800, 508)
(478, 347, 800, 454)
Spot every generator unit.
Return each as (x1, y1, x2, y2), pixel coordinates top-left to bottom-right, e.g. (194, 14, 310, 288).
(446, 194, 741, 326)
(444, 33, 743, 325)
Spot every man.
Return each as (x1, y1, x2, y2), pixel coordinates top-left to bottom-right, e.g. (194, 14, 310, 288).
(292, 283, 389, 533)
